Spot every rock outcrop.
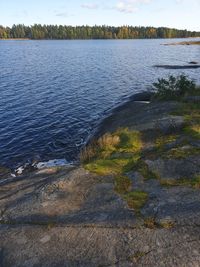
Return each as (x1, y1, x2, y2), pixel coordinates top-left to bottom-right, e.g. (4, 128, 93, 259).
(0, 99, 200, 267)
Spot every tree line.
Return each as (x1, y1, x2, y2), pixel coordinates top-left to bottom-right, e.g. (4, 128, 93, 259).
(0, 24, 199, 39)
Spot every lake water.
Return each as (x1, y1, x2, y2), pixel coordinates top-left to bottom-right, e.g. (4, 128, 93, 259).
(0, 38, 200, 168)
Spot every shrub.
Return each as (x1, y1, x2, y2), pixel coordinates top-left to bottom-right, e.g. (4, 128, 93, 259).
(152, 75, 196, 100)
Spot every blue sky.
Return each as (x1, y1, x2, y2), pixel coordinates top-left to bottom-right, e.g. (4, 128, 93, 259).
(0, 0, 199, 31)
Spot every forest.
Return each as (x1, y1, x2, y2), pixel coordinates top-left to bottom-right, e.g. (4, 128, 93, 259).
(0, 24, 200, 39)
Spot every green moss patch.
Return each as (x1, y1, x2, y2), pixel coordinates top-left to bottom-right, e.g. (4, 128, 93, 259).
(155, 134, 178, 150)
(126, 159, 159, 180)
(123, 190, 148, 213)
(114, 175, 132, 194)
(164, 146, 200, 159)
(160, 175, 200, 188)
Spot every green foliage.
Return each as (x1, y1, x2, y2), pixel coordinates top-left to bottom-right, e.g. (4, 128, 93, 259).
(1, 25, 200, 39)
(153, 75, 196, 100)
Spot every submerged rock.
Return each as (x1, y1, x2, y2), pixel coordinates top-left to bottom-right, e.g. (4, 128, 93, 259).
(154, 64, 200, 69)
(189, 61, 198, 64)
(36, 159, 70, 169)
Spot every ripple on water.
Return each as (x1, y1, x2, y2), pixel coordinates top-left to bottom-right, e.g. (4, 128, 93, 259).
(0, 39, 200, 167)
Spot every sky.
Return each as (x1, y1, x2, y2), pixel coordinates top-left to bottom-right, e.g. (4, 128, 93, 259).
(0, 0, 199, 31)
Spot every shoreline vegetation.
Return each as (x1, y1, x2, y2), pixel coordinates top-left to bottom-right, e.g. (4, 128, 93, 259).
(1, 75, 200, 266)
(0, 24, 200, 39)
(81, 75, 200, 212)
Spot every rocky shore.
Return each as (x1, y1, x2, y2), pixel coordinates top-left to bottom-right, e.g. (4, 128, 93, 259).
(0, 92, 200, 267)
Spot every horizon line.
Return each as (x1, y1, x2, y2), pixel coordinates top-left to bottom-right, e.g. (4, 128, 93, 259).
(1, 24, 200, 32)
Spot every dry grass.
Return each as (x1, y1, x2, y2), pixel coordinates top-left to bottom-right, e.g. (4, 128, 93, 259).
(80, 128, 142, 164)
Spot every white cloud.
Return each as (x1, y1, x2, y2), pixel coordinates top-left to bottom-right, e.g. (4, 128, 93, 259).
(55, 12, 73, 17)
(116, 2, 138, 13)
(115, 0, 151, 13)
(81, 3, 99, 10)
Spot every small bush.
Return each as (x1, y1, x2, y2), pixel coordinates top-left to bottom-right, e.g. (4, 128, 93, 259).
(152, 75, 196, 100)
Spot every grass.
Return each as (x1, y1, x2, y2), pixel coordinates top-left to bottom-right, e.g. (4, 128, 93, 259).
(172, 102, 200, 138)
(115, 128, 142, 153)
(81, 86, 200, 213)
(85, 158, 131, 175)
(82, 128, 143, 176)
(160, 175, 200, 188)
(123, 191, 148, 213)
(144, 217, 175, 229)
(127, 159, 159, 180)
(81, 128, 150, 213)
(114, 175, 132, 194)
(184, 124, 200, 139)
(81, 128, 142, 164)
(155, 134, 178, 150)
(164, 146, 200, 159)
(144, 217, 157, 229)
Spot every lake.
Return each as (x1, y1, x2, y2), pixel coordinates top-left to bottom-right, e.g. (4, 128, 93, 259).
(0, 38, 200, 168)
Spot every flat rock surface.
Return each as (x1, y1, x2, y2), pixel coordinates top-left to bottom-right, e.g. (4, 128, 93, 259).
(1, 99, 200, 267)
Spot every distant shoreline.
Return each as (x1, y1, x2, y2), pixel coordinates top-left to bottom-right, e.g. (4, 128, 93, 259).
(0, 38, 30, 40)
(163, 40, 200, 46)
(1, 37, 200, 41)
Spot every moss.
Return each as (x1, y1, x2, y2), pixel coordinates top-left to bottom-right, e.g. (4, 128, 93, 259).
(171, 102, 200, 141)
(183, 125, 200, 139)
(114, 175, 132, 194)
(84, 158, 131, 175)
(144, 217, 157, 229)
(115, 128, 143, 153)
(125, 159, 158, 180)
(83, 128, 143, 176)
(155, 134, 178, 150)
(159, 220, 175, 229)
(164, 146, 200, 159)
(144, 217, 175, 229)
(160, 175, 200, 188)
(123, 190, 148, 213)
(81, 128, 143, 164)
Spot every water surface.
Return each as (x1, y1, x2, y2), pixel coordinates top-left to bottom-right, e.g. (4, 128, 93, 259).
(0, 39, 200, 167)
